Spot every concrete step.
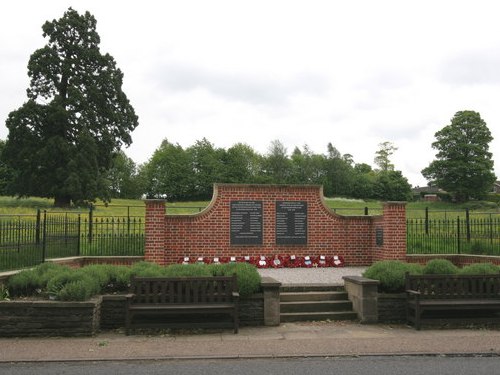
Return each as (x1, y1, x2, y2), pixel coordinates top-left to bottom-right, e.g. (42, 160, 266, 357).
(280, 311, 358, 322)
(280, 300, 353, 313)
(280, 284, 345, 293)
(278, 285, 356, 323)
(280, 291, 348, 302)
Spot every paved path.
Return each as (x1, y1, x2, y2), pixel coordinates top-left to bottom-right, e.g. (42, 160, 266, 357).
(258, 267, 366, 285)
(1, 321, 499, 362)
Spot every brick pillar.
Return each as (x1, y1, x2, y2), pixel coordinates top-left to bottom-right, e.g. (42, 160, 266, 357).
(144, 199, 166, 265)
(378, 201, 407, 261)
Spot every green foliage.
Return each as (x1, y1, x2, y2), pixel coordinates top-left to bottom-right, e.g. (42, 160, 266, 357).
(214, 263, 261, 297)
(373, 170, 412, 201)
(107, 151, 143, 199)
(363, 260, 423, 293)
(459, 263, 499, 275)
(422, 259, 459, 275)
(129, 261, 166, 277)
(0, 284, 10, 301)
(163, 264, 213, 277)
(7, 270, 42, 297)
(374, 141, 397, 172)
(2, 8, 138, 206)
(46, 270, 100, 301)
(422, 110, 496, 202)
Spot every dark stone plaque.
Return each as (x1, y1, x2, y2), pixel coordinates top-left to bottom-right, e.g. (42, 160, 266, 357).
(276, 201, 307, 245)
(230, 201, 263, 245)
(376, 228, 384, 246)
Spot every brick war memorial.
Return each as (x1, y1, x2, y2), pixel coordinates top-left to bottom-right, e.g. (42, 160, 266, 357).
(144, 184, 406, 267)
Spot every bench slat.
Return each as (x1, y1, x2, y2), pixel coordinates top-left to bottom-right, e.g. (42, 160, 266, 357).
(405, 273, 500, 330)
(126, 275, 239, 335)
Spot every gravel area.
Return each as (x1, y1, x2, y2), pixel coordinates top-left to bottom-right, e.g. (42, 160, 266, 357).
(258, 267, 366, 285)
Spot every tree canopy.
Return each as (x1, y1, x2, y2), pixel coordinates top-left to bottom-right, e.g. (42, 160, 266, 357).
(2, 8, 138, 206)
(138, 138, 412, 201)
(421, 110, 496, 202)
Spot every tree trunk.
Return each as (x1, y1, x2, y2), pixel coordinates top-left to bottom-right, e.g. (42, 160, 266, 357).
(54, 195, 71, 208)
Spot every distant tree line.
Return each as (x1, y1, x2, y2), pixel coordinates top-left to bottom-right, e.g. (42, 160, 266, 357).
(102, 138, 412, 202)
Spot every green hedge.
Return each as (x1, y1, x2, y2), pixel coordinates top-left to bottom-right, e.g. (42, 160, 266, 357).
(6, 261, 262, 301)
(363, 260, 500, 293)
(363, 260, 423, 293)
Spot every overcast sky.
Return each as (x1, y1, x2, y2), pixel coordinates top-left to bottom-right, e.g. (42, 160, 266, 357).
(1, 0, 499, 188)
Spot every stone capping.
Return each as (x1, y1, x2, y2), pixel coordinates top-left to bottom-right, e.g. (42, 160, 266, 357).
(342, 275, 379, 324)
(260, 276, 282, 326)
(342, 275, 379, 286)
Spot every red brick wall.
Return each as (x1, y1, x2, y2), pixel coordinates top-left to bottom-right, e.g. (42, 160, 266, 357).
(145, 184, 408, 266)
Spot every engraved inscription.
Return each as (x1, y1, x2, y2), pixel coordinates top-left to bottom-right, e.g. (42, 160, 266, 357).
(230, 201, 263, 245)
(276, 201, 307, 245)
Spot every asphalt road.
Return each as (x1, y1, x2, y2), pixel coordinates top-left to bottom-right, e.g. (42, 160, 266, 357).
(2, 356, 499, 375)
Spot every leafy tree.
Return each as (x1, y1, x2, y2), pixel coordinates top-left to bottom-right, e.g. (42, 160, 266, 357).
(0, 139, 14, 195)
(422, 111, 496, 202)
(107, 151, 142, 199)
(374, 141, 397, 172)
(323, 143, 355, 196)
(262, 140, 292, 183)
(186, 138, 225, 199)
(373, 170, 412, 201)
(290, 145, 327, 185)
(222, 143, 263, 183)
(141, 140, 192, 200)
(2, 8, 138, 206)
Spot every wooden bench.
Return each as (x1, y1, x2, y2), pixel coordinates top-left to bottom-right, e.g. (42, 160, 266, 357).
(125, 275, 239, 334)
(405, 273, 500, 330)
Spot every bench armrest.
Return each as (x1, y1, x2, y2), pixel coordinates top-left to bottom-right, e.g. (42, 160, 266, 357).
(232, 292, 240, 300)
(406, 289, 421, 296)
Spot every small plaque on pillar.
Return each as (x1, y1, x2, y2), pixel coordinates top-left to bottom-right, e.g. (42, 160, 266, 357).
(376, 228, 384, 246)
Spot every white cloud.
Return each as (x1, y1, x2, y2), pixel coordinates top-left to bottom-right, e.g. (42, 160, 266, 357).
(1, 0, 500, 188)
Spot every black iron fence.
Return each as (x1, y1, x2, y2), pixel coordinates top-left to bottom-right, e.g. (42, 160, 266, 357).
(0, 210, 144, 272)
(407, 215, 500, 255)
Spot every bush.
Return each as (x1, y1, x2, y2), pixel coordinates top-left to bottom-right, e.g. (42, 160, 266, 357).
(163, 264, 213, 277)
(57, 279, 99, 301)
(423, 259, 458, 275)
(104, 265, 132, 292)
(7, 269, 42, 297)
(459, 263, 500, 275)
(363, 260, 423, 293)
(80, 265, 113, 289)
(7, 263, 72, 297)
(46, 270, 100, 301)
(129, 261, 165, 277)
(212, 263, 261, 297)
(36, 262, 71, 287)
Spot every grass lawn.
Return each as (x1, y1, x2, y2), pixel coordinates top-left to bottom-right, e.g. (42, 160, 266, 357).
(0, 195, 498, 219)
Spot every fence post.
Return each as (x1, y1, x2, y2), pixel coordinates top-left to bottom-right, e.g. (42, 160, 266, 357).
(77, 214, 81, 256)
(425, 207, 429, 235)
(457, 216, 461, 255)
(465, 208, 470, 242)
(364, 207, 368, 215)
(42, 210, 47, 263)
(36, 209, 41, 245)
(88, 205, 94, 243)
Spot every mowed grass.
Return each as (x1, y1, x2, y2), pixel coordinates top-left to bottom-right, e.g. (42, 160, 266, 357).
(0, 195, 498, 219)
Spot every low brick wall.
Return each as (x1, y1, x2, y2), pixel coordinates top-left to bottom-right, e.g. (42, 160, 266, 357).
(0, 298, 101, 337)
(377, 293, 406, 323)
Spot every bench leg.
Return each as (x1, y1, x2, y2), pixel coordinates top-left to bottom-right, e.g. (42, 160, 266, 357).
(234, 307, 239, 334)
(415, 304, 421, 331)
